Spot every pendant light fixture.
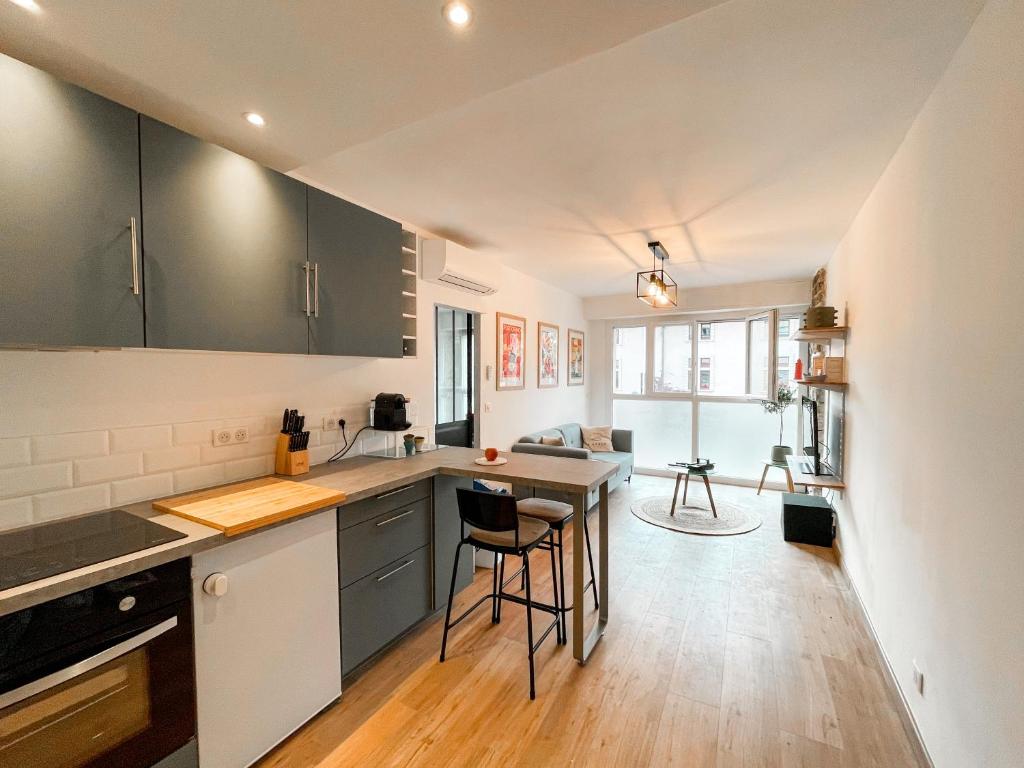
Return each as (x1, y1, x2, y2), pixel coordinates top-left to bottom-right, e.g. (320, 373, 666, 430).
(636, 241, 677, 308)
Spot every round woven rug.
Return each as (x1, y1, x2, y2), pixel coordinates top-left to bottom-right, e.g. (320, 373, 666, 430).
(631, 496, 762, 536)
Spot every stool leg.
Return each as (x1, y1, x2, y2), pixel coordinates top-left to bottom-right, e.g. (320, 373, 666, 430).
(496, 552, 506, 624)
(670, 472, 682, 514)
(785, 468, 795, 493)
(583, 511, 599, 611)
(682, 472, 690, 505)
(557, 527, 567, 643)
(703, 474, 717, 518)
(523, 552, 536, 700)
(757, 464, 769, 495)
(491, 551, 500, 623)
(547, 532, 562, 645)
(439, 541, 463, 662)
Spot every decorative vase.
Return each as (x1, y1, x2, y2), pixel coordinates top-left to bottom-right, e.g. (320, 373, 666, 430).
(771, 445, 793, 463)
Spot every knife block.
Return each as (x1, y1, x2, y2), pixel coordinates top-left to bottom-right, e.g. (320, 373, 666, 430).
(275, 434, 310, 476)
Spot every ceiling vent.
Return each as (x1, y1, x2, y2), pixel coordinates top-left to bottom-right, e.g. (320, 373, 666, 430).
(421, 239, 498, 296)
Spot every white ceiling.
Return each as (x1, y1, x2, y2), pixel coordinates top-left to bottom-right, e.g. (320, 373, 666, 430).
(1, 0, 984, 296)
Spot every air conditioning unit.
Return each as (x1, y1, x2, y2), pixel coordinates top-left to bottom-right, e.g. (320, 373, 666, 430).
(421, 239, 498, 296)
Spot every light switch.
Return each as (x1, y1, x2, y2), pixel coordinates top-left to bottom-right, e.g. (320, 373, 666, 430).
(484, 402, 493, 413)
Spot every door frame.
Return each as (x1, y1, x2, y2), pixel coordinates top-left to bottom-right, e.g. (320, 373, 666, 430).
(434, 304, 482, 449)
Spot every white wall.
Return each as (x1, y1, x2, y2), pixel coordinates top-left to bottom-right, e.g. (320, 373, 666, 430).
(582, 278, 809, 320)
(825, 2, 1023, 765)
(0, 261, 590, 529)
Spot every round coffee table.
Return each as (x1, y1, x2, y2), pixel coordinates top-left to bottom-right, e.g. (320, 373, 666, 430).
(669, 464, 718, 518)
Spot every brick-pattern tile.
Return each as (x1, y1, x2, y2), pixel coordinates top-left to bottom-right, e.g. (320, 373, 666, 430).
(172, 420, 221, 446)
(0, 438, 30, 468)
(32, 431, 108, 463)
(144, 445, 201, 474)
(110, 425, 173, 453)
(0, 498, 34, 530)
(33, 485, 110, 521)
(224, 456, 273, 483)
(74, 453, 142, 485)
(1, 463, 72, 498)
(111, 474, 175, 506)
(174, 464, 225, 493)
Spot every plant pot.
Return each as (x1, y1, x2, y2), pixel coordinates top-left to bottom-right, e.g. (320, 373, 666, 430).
(771, 445, 793, 463)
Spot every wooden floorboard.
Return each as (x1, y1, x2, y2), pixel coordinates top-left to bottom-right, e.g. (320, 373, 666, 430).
(257, 476, 925, 768)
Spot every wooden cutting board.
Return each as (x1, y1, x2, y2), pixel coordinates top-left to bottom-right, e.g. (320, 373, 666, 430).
(153, 477, 346, 536)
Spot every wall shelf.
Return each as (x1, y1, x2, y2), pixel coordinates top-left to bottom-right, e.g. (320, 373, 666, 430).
(786, 455, 846, 490)
(791, 326, 848, 341)
(400, 230, 418, 357)
(795, 379, 847, 391)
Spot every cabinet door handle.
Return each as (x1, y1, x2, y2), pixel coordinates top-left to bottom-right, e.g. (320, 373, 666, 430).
(376, 484, 414, 499)
(376, 559, 415, 582)
(129, 217, 140, 296)
(303, 261, 311, 317)
(313, 262, 320, 318)
(375, 509, 414, 527)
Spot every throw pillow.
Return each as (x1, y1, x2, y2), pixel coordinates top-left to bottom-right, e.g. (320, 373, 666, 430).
(540, 435, 566, 447)
(581, 425, 614, 452)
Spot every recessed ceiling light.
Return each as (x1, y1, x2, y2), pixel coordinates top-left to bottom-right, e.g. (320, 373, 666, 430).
(243, 112, 266, 127)
(443, 1, 472, 29)
(8, 0, 42, 13)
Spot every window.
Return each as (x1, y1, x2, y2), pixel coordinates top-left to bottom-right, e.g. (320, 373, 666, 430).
(613, 400, 692, 468)
(696, 320, 745, 395)
(777, 314, 802, 388)
(654, 324, 691, 393)
(777, 355, 791, 385)
(612, 326, 646, 395)
(747, 314, 771, 398)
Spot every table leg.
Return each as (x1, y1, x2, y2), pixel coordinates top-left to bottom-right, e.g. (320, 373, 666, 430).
(682, 472, 690, 505)
(670, 472, 682, 515)
(757, 465, 769, 495)
(703, 474, 717, 518)
(573, 482, 608, 664)
(784, 468, 795, 493)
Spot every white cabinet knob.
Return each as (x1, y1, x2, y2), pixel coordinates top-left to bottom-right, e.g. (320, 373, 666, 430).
(203, 572, 229, 597)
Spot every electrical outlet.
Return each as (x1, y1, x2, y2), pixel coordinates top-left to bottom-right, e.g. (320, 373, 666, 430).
(233, 427, 249, 444)
(214, 429, 232, 446)
(323, 416, 338, 432)
(912, 660, 925, 696)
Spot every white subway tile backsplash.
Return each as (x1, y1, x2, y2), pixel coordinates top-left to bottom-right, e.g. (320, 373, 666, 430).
(0, 438, 30, 468)
(224, 456, 273, 483)
(111, 473, 174, 506)
(172, 420, 222, 446)
(33, 485, 111, 521)
(32, 431, 108, 463)
(309, 443, 340, 465)
(144, 445, 201, 474)
(174, 464, 225, 493)
(110, 425, 173, 453)
(1, 463, 73, 498)
(74, 453, 142, 485)
(199, 443, 248, 464)
(0, 498, 34, 530)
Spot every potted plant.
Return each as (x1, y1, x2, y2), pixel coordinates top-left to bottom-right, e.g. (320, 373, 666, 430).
(762, 384, 795, 463)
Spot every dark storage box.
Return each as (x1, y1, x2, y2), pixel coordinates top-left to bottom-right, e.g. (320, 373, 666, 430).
(781, 492, 835, 547)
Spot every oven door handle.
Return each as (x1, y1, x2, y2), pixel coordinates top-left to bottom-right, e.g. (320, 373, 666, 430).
(0, 616, 178, 710)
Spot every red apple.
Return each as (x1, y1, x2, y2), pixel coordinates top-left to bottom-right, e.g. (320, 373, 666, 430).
(484, 447, 498, 462)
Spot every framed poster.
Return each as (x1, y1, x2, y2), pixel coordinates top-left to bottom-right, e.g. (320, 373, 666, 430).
(537, 322, 559, 388)
(496, 312, 526, 390)
(567, 328, 585, 386)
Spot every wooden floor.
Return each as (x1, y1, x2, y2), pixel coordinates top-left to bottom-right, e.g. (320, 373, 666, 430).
(259, 476, 925, 768)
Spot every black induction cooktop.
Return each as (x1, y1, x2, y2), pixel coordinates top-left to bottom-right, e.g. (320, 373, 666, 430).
(0, 509, 187, 591)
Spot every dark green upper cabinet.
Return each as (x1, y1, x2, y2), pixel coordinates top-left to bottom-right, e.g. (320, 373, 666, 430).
(140, 117, 308, 354)
(0, 53, 143, 348)
(307, 186, 403, 357)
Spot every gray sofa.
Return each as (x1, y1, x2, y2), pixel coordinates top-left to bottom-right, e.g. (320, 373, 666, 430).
(509, 423, 633, 509)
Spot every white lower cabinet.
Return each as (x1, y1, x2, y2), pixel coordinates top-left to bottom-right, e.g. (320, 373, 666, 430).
(192, 510, 341, 768)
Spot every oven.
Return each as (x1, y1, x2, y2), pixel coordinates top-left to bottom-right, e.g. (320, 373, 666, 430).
(0, 559, 197, 768)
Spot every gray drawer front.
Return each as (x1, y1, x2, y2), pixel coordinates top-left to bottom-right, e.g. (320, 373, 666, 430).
(341, 545, 431, 676)
(339, 497, 430, 587)
(338, 478, 431, 529)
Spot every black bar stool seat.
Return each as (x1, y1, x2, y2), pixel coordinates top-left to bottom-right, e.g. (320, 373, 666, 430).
(468, 515, 550, 552)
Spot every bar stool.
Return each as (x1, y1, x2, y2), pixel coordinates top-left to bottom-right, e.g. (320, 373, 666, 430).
(439, 487, 562, 700)
(515, 497, 599, 644)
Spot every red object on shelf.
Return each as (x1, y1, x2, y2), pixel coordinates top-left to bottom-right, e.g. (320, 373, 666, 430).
(793, 357, 804, 382)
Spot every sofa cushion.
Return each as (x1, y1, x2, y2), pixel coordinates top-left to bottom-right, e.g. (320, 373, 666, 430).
(517, 435, 539, 444)
(556, 423, 584, 448)
(590, 451, 634, 471)
(581, 425, 614, 452)
(540, 435, 566, 446)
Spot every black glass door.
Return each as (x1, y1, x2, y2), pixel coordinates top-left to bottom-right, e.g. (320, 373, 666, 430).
(435, 307, 475, 448)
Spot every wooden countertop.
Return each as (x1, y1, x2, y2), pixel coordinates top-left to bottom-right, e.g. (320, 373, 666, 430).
(0, 447, 618, 617)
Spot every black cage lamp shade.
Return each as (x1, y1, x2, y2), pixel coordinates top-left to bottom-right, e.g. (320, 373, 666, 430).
(636, 241, 677, 308)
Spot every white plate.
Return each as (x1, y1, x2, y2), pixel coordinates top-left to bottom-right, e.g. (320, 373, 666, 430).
(474, 456, 508, 466)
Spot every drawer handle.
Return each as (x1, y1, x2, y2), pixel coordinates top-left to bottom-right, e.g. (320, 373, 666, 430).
(375, 509, 415, 527)
(376, 559, 415, 582)
(376, 484, 414, 500)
